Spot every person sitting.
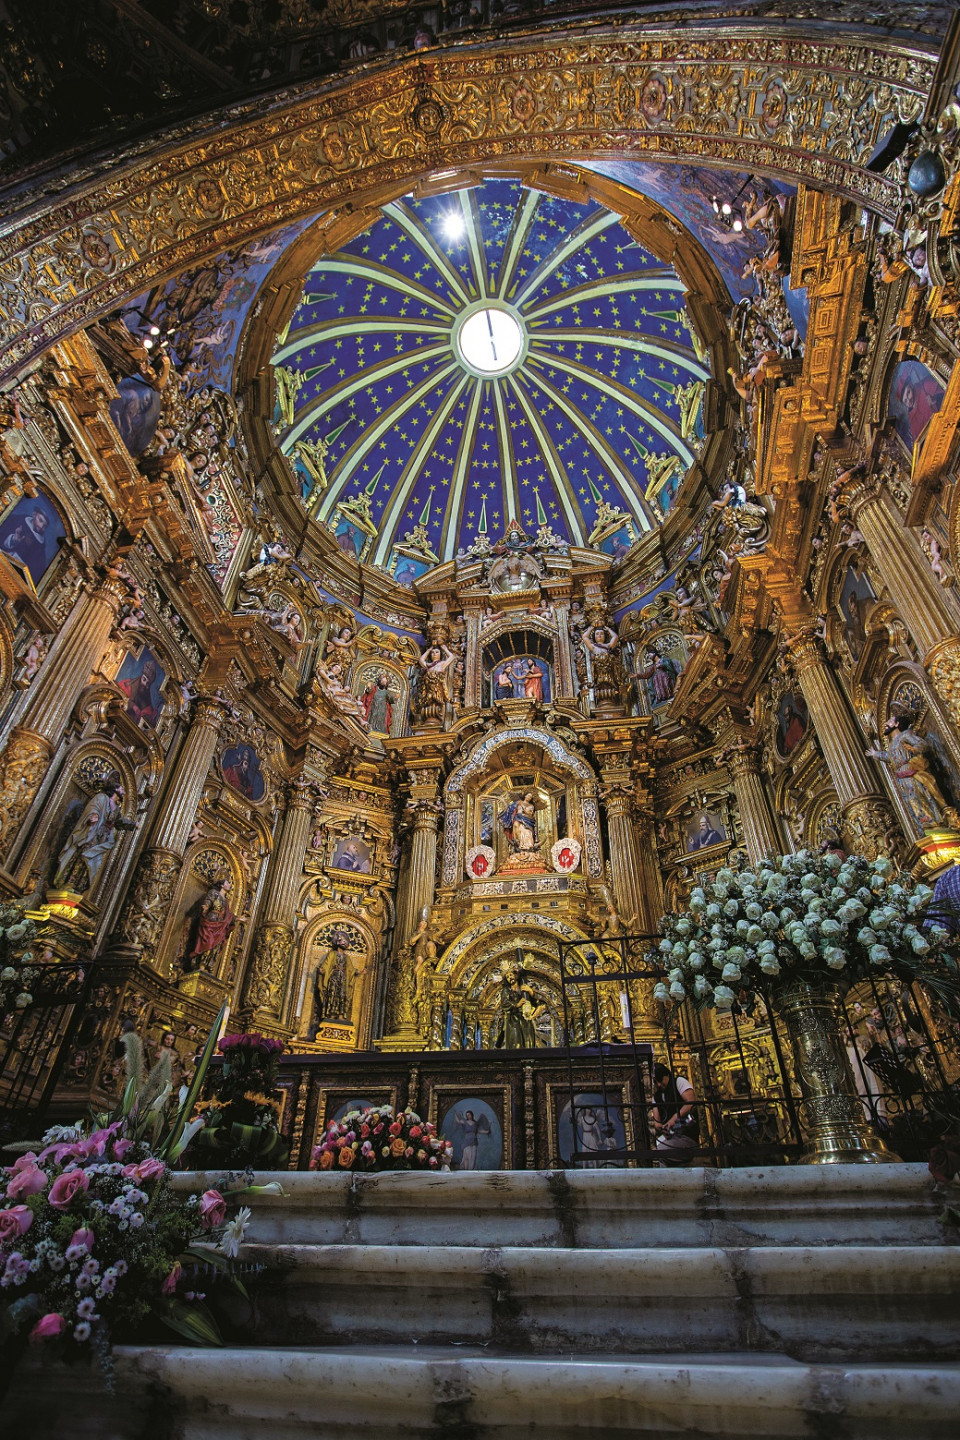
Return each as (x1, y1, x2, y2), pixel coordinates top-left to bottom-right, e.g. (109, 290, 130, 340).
(650, 1064, 700, 1166)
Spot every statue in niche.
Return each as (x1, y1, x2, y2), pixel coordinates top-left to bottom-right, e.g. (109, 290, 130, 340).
(52, 773, 135, 895)
(313, 931, 353, 1026)
(866, 709, 960, 831)
(359, 669, 400, 733)
(500, 792, 541, 856)
(497, 957, 545, 1049)
(181, 876, 236, 975)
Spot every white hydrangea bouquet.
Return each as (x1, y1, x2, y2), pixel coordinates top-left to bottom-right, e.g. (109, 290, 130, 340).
(648, 850, 959, 1013)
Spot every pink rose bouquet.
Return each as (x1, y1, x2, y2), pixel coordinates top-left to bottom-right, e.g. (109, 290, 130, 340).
(311, 1105, 452, 1173)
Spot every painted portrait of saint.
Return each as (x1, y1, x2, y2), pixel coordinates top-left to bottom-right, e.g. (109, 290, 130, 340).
(775, 691, 808, 758)
(887, 358, 944, 452)
(220, 743, 266, 802)
(116, 647, 166, 727)
(838, 565, 876, 664)
(601, 527, 634, 562)
(686, 811, 726, 851)
(335, 519, 363, 558)
(331, 837, 372, 873)
(0, 493, 66, 587)
(391, 553, 429, 587)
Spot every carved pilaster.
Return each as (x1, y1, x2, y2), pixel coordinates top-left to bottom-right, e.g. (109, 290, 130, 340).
(601, 782, 645, 933)
(113, 848, 180, 961)
(0, 728, 52, 863)
(242, 770, 321, 1025)
(925, 637, 960, 741)
(243, 921, 294, 1019)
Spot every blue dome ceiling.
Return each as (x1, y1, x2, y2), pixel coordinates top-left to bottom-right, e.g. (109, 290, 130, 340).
(271, 178, 710, 580)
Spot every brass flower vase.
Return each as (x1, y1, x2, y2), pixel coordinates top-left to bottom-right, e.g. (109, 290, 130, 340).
(775, 979, 900, 1164)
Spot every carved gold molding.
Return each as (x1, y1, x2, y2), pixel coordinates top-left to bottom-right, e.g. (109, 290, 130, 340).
(0, 24, 934, 383)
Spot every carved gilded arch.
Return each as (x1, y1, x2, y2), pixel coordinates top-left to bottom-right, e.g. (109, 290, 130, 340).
(436, 910, 588, 988)
(0, 25, 933, 383)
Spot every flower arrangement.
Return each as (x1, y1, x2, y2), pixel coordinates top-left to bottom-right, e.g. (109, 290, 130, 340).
(0, 903, 40, 1017)
(0, 1118, 258, 1375)
(649, 851, 958, 1012)
(0, 1000, 285, 1390)
(189, 1033, 288, 1169)
(311, 1105, 452, 1172)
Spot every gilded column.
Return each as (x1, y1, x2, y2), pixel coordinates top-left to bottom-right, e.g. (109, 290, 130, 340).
(0, 567, 129, 862)
(839, 472, 960, 734)
(603, 785, 646, 933)
(724, 739, 782, 862)
(786, 626, 899, 858)
(112, 693, 227, 961)
(633, 804, 664, 933)
(403, 803, 441, 942)
(243, 773, 318, 1023)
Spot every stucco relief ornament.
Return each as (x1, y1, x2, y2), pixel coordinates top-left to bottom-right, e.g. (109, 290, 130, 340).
(551, 837, 582, 874)
(465, 844, 496, 881)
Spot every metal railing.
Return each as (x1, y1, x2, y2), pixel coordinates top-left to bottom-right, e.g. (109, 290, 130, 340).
(557, 925, 960, 1168)
(0, 962, 89, 1146)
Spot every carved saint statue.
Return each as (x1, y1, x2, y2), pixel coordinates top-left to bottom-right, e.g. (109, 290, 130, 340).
(360, 670, 400, 733)
(181, 876, 236, 975)
(497, 957, 545, 1049)
(866, 710, 960, 831)
(314, 931, 352, 1026)
(52, 773, 134, 895)
(500, 792, 540, 854)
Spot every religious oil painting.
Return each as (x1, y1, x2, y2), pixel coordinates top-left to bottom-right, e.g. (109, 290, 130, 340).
(116, 646, 166, 727)
(0, 493, 66, 587)
(686, 811, 727, 852)
(334, 516, 369, 560)
(599, 526, 634, 562)
(556, 1091, 627, 1168)
(331, 836, 372, 874)
(887, 358, 944, 453)
(774, 691, 808, 759)
(490, 655, 551, 704)
(838, 564, 877, 664)
(437, 1095, 504, 1171)
(220, 742, 266, 802)
(391, 552, 430, 587)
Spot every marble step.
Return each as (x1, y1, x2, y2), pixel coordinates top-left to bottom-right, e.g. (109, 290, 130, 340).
(13, 1346, 960, 1438)
(239, 1241, 960, 1361)
(174, 1164, 952, 1249)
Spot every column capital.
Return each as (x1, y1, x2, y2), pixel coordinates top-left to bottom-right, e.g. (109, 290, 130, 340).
(831, 462, 885, 524)
(781, 623, 826, 675)
(283, 772, 325, 814)
(721, 735, 764, 779)
(192, 692, 229, 732)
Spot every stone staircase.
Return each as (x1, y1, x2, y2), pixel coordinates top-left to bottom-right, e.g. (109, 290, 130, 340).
(8, 1164, 960, 1438)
